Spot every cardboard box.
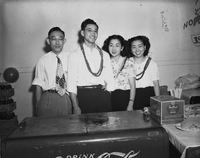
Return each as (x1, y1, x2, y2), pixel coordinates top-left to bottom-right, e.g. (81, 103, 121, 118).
(181, 88, 200, 104)
(150, 95, 185, 124)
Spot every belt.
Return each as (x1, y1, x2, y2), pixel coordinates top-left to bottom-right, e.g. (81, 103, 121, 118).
(78, 85, 103, 89)
(44, 89, 58, 93)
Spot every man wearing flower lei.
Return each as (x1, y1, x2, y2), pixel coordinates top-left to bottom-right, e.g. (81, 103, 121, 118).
(67, 18, 115, 114)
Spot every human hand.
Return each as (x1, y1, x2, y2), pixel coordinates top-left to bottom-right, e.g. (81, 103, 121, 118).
(102, 85, 106, 90)
(126, 103, 133, 111)
(102, 81, 107, 90)
(57, 89, 66, 96)
(73, 107, 81, 115)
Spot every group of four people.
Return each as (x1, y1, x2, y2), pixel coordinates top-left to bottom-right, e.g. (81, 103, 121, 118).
(32, 18, 160, 117)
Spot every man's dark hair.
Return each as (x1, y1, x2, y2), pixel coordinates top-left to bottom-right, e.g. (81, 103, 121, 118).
(48, 27, 65, 38)
(81, 18, 99, 30)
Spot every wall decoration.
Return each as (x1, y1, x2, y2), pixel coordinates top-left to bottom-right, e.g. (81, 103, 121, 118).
(191, 34, 200, 46)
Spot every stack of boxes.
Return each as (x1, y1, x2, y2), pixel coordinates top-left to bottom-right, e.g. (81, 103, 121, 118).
(0, 82, 16, 119)
(181, 88, 200, 119)
(150, 88, 200, 124)
(0, 82, 18, 141)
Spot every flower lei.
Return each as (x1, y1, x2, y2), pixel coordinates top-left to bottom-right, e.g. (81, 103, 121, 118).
(136, 57, 151, 80)
(80, 44, 104, 77)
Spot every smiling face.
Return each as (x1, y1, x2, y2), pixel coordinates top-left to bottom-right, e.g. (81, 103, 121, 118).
(108, 39, 123, 58)
(131, 40, 146, 58)
(47, 30, 66, 55)
(81, 24, 98, 45)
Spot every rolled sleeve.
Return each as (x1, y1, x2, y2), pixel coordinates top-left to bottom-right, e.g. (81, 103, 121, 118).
(32, 59, 45, 87)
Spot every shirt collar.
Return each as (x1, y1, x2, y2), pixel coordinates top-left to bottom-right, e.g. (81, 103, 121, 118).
(83, 43, 97, 53)
(50, 51, 64, 58)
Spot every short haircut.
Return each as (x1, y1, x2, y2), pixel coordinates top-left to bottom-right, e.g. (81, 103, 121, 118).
(81, 18, 99, 30)
(48, 27, 65, 38)
(127, 35, 151, 57)
(102, 35, 131, 58)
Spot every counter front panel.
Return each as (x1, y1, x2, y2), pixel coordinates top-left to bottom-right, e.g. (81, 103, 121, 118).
(2, 111, 169, 158)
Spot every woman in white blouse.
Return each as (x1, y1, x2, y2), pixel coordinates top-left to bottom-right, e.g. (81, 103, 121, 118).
(127, 35, 160, 110)
(102, 35, 136, 111)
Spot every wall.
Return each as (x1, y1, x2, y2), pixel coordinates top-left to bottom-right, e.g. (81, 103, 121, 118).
(0, 0, 200, 122)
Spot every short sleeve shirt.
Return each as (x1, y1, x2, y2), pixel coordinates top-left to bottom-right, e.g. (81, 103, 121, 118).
(135, 57, 159, 88)
(32, 51, 69, 90)
(67, 44, 115, 94)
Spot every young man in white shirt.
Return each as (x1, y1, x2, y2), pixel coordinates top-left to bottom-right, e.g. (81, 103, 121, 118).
(32, 27, 72, 116)
(67, 19, 115, 114)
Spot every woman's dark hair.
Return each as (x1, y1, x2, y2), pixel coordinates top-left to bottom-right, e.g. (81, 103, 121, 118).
(102, 35, 131, 58)
(127, 35, 151, 57)
(81, 18, 99, 30)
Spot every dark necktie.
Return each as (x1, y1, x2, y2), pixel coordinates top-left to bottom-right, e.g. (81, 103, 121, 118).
(56, 56, 66, 90)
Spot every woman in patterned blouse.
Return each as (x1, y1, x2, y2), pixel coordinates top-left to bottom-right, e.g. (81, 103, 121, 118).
(102, 35, 136, 111)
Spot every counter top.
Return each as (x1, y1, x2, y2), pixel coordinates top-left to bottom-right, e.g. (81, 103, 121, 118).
(163, 123, 200, 158)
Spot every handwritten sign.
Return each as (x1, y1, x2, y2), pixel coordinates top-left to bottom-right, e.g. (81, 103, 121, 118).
(160, 11, 170, 32)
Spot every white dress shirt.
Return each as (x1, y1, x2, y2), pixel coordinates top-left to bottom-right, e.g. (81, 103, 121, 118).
(32, 51, 69, 90)
(67, 44, 115, 94)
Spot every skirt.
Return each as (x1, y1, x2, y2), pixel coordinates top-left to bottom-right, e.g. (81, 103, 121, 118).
(133, 86, 155, 110)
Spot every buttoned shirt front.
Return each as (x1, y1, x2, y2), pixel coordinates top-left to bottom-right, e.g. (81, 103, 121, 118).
(32, 51, 69, 90)
(67, 44, 115, 94)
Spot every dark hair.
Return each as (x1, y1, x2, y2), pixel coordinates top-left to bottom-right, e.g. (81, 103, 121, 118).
(48, 27, 65, 38)
(127, 35, 151, 57)
(81, 18, 99, 30)
(102, 35, 131, 58)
